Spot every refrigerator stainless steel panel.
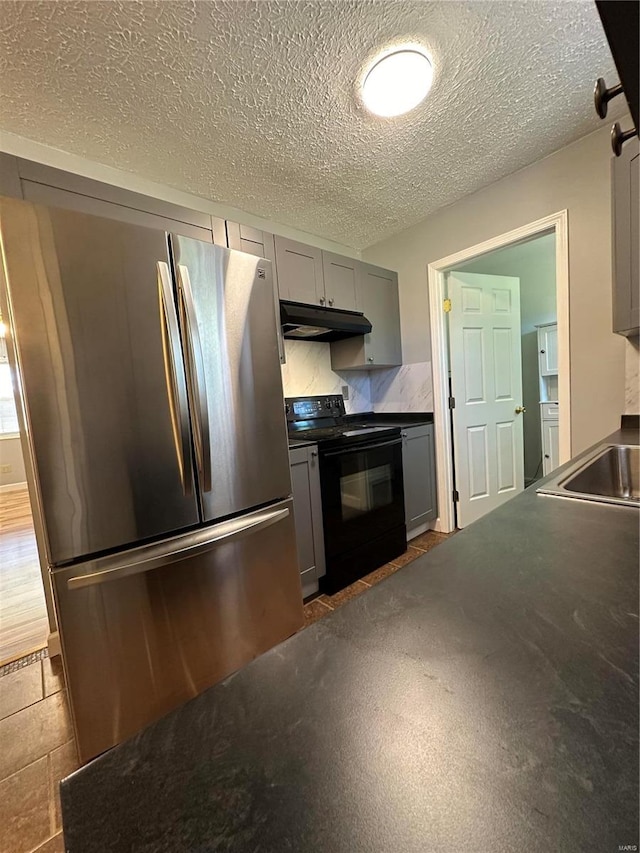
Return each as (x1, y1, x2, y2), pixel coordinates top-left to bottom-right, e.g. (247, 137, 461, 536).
(170, 237, 291, 521)
(52, 498, 303, 763)
(0, 197, 199, 564)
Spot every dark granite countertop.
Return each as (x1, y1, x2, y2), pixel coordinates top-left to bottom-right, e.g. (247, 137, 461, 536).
(61, 429, 639, 853)
(287, 438, 317, 449)
(345, 410, 433, 428)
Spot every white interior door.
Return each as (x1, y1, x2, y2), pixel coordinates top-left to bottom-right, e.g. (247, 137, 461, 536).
(448, 272, 525, 527)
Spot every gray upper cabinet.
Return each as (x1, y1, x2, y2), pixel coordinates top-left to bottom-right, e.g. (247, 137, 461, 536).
(321, 251, 358, 311)
(3, 156, 225, 245)
(289, 444, 326, 599)
(330, 262, 402, 370)
(227, 222, 284, 363)
(612, 137, 639, 336)
(275, 236, 324, 305)
(226, 221, 275, 261)
(402, 424, 437, 534)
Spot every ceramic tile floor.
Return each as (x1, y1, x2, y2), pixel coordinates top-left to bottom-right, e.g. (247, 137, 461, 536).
(0, 654, 78, 853)
(303, 529, 451, 627)
(0, 529, 451, 853)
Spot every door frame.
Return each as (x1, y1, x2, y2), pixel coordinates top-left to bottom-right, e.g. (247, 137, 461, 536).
(427, 210, 570, 533)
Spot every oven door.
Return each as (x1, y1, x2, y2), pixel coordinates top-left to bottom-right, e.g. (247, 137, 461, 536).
(319, 436, 405, 559)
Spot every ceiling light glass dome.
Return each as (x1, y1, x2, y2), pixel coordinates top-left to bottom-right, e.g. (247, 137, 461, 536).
(362, 48, 434, 117)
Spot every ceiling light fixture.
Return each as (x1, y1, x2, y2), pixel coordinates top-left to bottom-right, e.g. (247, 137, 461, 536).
(361, 48, 434, 118)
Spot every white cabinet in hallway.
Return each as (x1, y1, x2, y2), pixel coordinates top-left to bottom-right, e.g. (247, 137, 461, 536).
(542, 419, 560, 474)
(536, 322, 559, 475)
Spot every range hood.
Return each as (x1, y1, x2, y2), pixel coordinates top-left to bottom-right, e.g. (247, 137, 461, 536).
(280, 301, 372, 342)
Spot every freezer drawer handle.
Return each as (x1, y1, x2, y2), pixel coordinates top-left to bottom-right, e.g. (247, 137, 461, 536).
(157, 261, 194, 496)
(66, 506, 290, 590)
(177, 264, 212, 493)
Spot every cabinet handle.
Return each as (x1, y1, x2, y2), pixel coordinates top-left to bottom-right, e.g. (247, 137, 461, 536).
(594, 77, 623, 119)
(544, 454, 550, 459)
(319, 296, 326, 306)
(611, 122, 637, 157)
(539, 349, 545, 354)
(328, 298, 334, 306)
(311, 450, 318, 458)
(401, 431, 407, 438)
(367, 356, 374, 363)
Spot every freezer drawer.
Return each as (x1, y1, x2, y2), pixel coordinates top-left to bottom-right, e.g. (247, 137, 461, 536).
(53, 499, 303, 763)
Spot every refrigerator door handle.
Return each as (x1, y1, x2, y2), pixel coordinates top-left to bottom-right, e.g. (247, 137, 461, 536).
(66, 505, 290, 590)
(157, 261, 194, 496)
(177, 264, 212, 493)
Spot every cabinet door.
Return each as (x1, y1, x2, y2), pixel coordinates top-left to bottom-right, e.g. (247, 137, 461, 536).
(402, 425, 437, 530)
(289, 445, 326, 597)
(612, 138, 639, 334)
(358, 263, 402, 367)
(274, 236, 324, 306)
(227, 222, 284, 363)
(542, 420, 560, 475)
(322, 251, 358, 311)
(538, 325, 558, 376)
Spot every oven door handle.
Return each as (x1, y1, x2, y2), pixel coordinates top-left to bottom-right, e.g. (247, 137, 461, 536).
(322, 437, 403, 458)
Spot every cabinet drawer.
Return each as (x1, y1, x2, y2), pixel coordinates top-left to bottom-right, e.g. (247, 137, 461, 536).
(541, 402, 559, 420)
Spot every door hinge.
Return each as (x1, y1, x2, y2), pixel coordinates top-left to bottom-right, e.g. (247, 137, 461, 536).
(452, 489, 460, 502)
(448, 396, 455, 409)
(443, 298, 452, 313)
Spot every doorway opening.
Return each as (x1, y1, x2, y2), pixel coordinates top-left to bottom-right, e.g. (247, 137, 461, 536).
(428, 211, 570, 532)
(0, 322, 50, 665)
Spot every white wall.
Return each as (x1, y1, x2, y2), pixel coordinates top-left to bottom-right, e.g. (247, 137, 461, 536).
(452, 233, 557, 482)
(0, 435, 26, 486)
(362, 126, 627, 457)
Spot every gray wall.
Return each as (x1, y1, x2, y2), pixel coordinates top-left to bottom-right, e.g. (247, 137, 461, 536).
(451, 233, 556, 482)
(362, 125, 626, 458)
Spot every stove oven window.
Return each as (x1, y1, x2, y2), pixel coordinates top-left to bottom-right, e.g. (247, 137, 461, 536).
(340, 463, 394, 520)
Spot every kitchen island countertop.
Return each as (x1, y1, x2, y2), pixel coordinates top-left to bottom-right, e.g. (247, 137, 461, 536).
(60, 429, 639, 853)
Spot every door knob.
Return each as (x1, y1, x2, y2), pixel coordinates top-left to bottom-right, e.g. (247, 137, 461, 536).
(515, 406, 526, 414)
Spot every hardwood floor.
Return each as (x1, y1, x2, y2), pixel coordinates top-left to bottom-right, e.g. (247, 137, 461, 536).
(0, 485, 48, 665)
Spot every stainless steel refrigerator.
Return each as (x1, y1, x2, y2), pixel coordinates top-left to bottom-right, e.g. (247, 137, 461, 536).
(0, 196, 303, 762)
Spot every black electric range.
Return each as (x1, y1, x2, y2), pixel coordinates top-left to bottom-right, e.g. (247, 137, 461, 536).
(286, 395, 407, 594)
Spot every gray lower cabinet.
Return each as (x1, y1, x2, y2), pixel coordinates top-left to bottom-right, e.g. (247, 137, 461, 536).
(226, 221, 285, 364)
(289, 444, 326, 598)
(612, 137, 639, 335)
(402, 424, 437, 535)
(330, 262, 402, 369)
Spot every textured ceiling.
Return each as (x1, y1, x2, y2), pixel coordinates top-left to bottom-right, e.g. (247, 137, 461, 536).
(0, 1, 623, 249)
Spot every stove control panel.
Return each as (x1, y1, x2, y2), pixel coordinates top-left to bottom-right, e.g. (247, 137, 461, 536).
(285, 395, 345, 423)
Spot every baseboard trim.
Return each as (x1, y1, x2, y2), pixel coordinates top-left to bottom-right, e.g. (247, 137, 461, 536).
(407, 521, 433, 540)
(47, 631, 61, 659)
(0, 480, 28, 493)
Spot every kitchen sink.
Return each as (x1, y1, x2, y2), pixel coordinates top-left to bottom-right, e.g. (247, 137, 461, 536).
(537, 444, 639, 507)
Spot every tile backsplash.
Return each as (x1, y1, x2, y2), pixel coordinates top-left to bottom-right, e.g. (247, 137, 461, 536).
(370, 362, 433, 413)
(624, 337, 639, 414)
(280, 341, 433, 415)
(280, 341, 371, 413)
